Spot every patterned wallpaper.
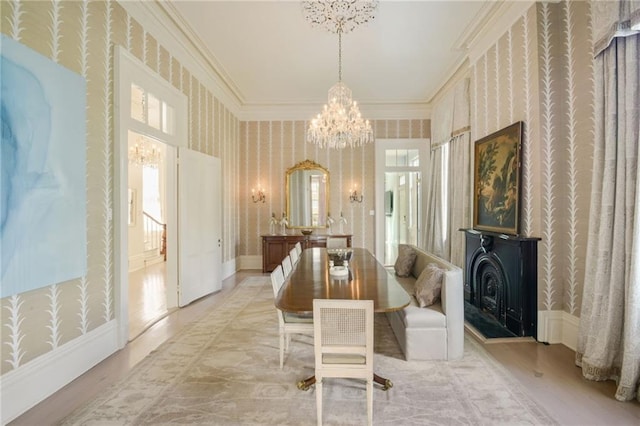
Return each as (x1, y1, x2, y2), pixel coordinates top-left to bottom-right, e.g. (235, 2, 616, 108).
(238, 119, 430, 256)
(0, 0, 240, 375)
(470, 1, 593, 315)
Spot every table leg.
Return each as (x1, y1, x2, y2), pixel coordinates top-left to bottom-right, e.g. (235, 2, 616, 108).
(374, 373, 393, 390)
(297, 374, 392, 391)
(297, 376, 316, 391)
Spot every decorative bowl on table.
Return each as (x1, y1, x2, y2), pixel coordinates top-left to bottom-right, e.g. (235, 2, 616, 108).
(300, 229, 313, 235)
(326, 248, 353, 266)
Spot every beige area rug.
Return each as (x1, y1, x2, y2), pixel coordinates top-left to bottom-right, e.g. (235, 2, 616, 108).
(63, 277, 557, 425)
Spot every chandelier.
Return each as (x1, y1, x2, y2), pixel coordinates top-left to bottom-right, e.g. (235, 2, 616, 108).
(129, 136, 161, 168)
(304, 1, 377, 149)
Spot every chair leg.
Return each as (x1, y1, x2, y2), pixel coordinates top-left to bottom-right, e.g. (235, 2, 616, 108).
(279, 331, 284, 369)
(366, 378, 373, 426)
(316, 378, 323, 426)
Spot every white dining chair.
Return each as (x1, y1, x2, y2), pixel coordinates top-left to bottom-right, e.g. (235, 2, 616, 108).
(326, 237, 348, 249)
(295, 241, 303, 256)
(282, 255, 293, 278)
(290, 247, 299, 265)
(313, 299, 374, 426)
(270, 266, 313, 369)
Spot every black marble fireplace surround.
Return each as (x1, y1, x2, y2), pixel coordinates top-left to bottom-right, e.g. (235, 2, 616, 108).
(461, 229, 540, 338)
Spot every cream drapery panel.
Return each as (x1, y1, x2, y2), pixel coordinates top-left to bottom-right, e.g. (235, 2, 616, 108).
(576, 29, 639, 402)
(592, 0, 640, 56)
(421, 78, 471, 268)
(424, 147, 446, 257)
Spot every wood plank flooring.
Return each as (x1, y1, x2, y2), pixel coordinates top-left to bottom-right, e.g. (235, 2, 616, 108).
(10, 271, 640, 425)
(128, 261, 169, 340)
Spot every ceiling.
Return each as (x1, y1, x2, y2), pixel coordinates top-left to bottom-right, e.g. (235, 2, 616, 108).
(166, 1, 495, 118)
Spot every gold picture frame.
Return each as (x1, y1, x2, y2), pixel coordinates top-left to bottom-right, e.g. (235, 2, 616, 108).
(473, 122, 523, 235)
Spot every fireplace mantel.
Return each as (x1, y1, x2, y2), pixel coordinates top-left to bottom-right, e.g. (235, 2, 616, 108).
(460, 228, 540, 338)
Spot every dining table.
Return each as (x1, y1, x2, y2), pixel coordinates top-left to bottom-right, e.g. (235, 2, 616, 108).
(275, 247, 411, 391)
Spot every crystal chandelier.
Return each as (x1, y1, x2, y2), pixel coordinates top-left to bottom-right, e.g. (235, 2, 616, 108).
(304, 1, 377, 149)
(129, 136, 161, 168)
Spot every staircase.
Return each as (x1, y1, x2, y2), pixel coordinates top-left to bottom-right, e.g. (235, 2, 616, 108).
(143, 211, 166, 264)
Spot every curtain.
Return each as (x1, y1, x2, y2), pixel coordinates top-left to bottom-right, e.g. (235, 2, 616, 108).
(576, 33, 639, 402)
(423, 145, 446, 257)
(421, 78, 471, 267)
(447, 132, 470, 268)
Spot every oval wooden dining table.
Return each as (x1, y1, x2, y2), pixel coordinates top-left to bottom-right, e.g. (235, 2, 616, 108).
(275, 247, 411, 391)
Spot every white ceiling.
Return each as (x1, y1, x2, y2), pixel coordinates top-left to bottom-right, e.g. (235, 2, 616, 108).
(167, 1, 493, 117)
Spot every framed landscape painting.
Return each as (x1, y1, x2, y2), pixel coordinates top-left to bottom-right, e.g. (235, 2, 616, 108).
(473, 122, 523, 235)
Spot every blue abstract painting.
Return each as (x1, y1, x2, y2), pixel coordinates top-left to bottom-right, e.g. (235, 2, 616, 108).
(1, 35, 87, 297)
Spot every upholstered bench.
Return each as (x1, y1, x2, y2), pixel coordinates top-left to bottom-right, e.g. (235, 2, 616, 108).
(386, 245, 464, 361)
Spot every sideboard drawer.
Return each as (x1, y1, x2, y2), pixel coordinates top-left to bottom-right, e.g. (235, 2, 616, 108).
(261, 234, 352, 272)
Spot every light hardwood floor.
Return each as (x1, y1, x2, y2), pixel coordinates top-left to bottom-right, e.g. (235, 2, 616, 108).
(10, 271, 640, 425)
(128, 261, 169, 340)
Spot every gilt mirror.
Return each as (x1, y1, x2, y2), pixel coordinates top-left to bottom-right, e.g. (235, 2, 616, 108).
(285, 160, 330, 229)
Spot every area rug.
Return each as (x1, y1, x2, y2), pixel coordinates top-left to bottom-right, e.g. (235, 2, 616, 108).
(62, 276, 557, 425)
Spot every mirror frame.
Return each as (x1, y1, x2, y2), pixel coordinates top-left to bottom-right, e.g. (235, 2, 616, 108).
(285, 159, 330, 229)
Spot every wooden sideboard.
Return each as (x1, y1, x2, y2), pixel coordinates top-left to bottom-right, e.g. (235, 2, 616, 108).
(262, 234, 352, 272)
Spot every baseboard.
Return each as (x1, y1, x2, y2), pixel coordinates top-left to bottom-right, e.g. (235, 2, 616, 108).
(237, 255, 263, 271)
(143, 253, 164, 267)
(128, 253, 145, 272)
(222, 258, 237, 280)
(538, 310, 580, 349)
(561, 311, 579, 351)
(0, 321, 119, 424)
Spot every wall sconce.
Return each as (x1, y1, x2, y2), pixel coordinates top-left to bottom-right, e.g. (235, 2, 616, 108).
(251, 186, 266, 203)
(349, 187, 363, 203)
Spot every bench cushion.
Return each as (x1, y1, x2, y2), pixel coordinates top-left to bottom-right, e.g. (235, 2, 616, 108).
(399, 305, 446, 328)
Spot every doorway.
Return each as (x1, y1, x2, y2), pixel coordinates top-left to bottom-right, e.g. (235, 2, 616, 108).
(115, 47, 185, 348)
(384, 171, 421, 265)
(127, 133, 171, 339)
(375, 140, 429, 265)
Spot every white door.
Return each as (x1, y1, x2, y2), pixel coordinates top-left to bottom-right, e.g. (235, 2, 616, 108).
(178, 147, 222, 306)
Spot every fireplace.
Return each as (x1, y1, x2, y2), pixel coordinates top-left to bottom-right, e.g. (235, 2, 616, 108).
(462, 229, 540, 338)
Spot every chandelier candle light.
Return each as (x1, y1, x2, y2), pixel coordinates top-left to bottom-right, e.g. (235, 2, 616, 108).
(304, 0, 377, 149)
(129, 136, 160, 168)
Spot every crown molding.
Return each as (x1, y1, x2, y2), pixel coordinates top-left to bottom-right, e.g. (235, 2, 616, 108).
(121, 0, 242, 116)
(156, 1, 246, 103)
(237, 102, 431, 122)
(457, 0, 536, 65)
(426, 57, 471, 105)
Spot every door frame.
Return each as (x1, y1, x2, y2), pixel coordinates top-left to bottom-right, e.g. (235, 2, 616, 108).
(114, 46, 188, 348)
(374, 139, 429, 262)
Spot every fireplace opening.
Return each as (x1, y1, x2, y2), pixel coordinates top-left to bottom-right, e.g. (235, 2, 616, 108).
(474, 256, 506, 324)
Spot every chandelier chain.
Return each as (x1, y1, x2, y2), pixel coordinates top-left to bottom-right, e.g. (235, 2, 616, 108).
(338, 25, 342, 82)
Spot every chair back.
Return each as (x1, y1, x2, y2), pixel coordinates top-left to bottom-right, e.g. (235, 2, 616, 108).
(290, 247, 299, 265)
(326, 237, 348, 249)
(282, 255, 293, 278)
(313, 299, 374, 376)
(295, 242, 303, 256)
(270, 265, 285, 298)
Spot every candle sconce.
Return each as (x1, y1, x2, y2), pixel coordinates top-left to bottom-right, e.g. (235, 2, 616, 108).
(251, 186, 266, 203)
(349, 188, 363, 203)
